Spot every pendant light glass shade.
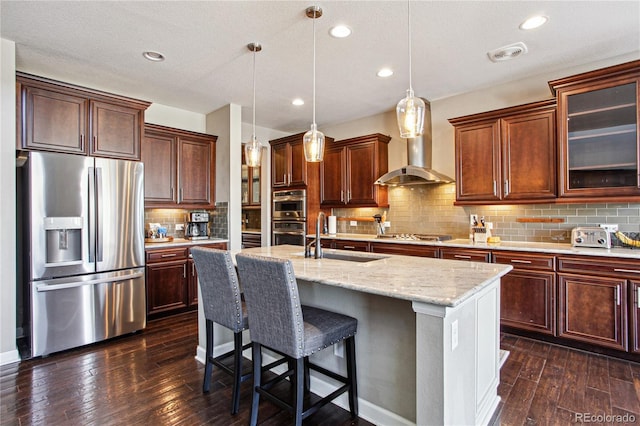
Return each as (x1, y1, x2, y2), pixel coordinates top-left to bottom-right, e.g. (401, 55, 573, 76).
(304, 6, 325, 162)
(244, 135, 261, 167)
(396, 89, 425, 138)
(396, 0, 425, 138)
(303, 123, 325, 162)
(244, 43, 262, 168)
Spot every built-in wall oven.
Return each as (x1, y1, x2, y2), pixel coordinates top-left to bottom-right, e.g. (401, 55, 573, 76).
(272, 189, 306, 246)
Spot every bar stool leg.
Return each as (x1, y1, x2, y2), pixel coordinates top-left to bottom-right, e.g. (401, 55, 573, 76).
(203, 319, 214, 393)
(345, 336, 358, 418)
(230, 331, 244, 414)
(293, 358, 304, 426)
(303, 357, 310, 395)
(250, 343, 262, 426)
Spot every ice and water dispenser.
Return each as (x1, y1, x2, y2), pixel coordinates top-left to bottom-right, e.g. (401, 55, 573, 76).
(44, 217, 83, 266)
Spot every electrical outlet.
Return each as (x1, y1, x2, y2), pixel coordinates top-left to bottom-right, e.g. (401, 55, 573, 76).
(469, 214, 478, 227)
(383, 221, 391, 228)
(334, 341, 344, 358)
(350, 221, 357, 227)
(175, 224, 184, 231)
(599, 224, 618, 233)
(451, 320, 459, 351)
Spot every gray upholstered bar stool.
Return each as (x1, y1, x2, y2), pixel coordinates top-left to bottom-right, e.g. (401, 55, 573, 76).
(236, 253, 358, 426)
(190, 246, 252, 415)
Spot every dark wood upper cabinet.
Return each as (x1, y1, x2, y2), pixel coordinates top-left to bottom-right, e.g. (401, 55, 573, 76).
(270, 133, 327, 189)
(450, 99, 557, 205)
(17, 72, 149, 160)
(142, 124, 217, 209)
(320, 133, 390, 208)
(550, 60, 640, 201)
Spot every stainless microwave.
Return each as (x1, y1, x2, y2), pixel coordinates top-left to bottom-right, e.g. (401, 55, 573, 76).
(272, 189, 306, 221)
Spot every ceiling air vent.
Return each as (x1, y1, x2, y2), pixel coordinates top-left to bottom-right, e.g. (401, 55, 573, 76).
(487, 42, 528, 62)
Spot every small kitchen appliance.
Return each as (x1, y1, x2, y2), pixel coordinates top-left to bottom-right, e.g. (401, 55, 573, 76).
(571, 226, 611, 249)
(185, 211, 210, 240)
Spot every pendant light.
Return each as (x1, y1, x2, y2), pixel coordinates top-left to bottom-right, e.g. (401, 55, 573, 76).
(303, 5, 325, 162)
(396, 0, 425, 138)
(244, 42, 262, 168)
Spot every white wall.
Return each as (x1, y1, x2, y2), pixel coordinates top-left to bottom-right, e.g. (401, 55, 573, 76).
(144, 103, 207, 133)
(0, 38, 20, 365)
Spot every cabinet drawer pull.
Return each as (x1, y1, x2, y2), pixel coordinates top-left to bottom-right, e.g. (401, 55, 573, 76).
(504, 179, 509, 197)
(510, 259, 532, 264)
(183, 264, 187, 279)
(192, 263, 195, 276)
(615, 285, 621, 306)
(613, 268, 640, 274)
(170, 187, 174, 199)
(493, 181, 497, 197)
(343, 245, 356, 249)
(161, 253, 177, 258)
(454, 255, 472, 259)
(637, 288, 640, 308)
(80, 134, 85, 151)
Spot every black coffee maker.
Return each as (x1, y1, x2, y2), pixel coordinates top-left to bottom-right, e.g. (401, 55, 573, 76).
(185, 212, 210, 240)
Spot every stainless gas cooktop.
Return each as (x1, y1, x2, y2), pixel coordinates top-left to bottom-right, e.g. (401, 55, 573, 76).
(376, 233, 452, 242)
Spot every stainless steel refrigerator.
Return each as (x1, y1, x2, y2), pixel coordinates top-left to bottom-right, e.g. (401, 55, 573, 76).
(20, 151, 146, 357)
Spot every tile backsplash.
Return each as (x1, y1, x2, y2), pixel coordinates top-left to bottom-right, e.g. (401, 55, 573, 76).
(145, 202, 228, 239)
(332, 184, 640, 243)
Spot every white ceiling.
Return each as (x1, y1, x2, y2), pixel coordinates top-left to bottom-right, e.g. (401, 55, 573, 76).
(2, 1, 639, 133)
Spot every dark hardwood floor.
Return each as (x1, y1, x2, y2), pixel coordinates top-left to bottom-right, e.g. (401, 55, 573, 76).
(499, 334, 640, 425)
(2, 312, 638, 425)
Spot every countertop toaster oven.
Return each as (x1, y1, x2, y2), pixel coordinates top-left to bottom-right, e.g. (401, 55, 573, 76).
(571, 227, 611, 249)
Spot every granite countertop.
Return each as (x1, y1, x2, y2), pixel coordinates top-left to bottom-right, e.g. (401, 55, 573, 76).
(309, 233, 640, 260)
(236, 245, 512, 307)
(145, 237, 229, 250)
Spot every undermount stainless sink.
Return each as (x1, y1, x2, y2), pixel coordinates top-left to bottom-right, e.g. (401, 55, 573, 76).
(318, 252, 388, 263)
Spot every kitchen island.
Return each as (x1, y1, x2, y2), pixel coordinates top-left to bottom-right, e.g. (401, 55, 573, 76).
(224, 244, 512, 425)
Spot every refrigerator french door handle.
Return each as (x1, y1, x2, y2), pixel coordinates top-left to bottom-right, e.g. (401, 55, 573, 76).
(35, 270, 145, 292)
(96, 167, 103, 262)
(88, 167, 96, 262)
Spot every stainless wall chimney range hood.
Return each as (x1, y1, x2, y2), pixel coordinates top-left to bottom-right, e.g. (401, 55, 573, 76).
(375, 100, 454, 186)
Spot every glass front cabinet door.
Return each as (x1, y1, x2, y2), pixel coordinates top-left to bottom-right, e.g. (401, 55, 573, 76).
(552, 61, 640, 199)
(241, 144, 261, 206)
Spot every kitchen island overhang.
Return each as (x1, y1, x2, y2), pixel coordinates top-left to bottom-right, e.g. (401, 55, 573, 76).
(199, 245, 512, 425)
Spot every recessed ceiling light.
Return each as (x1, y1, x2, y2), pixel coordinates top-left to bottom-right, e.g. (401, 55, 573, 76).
(143, 51, 165, 62)
(292, 98, 305, 106)
(519, 15, 548, 30)
(377, 68, 393, 78)
(329, 25, 352, 38)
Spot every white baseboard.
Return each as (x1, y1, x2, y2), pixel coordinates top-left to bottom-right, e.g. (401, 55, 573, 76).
(195, 343, 414, 426)
(0, 349, 20, 366)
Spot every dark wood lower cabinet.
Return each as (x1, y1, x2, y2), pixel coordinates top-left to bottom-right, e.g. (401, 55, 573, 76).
(500, 270, 556, 335)
(558, 273, 627, 351)
(631, 280, 640, 354)
(333, 239, 370, 251)
(439, 247, 491, 262)
(146, 259, 189, 316)
(146, 242, 227, 319)
(370, 242, 438, 258)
